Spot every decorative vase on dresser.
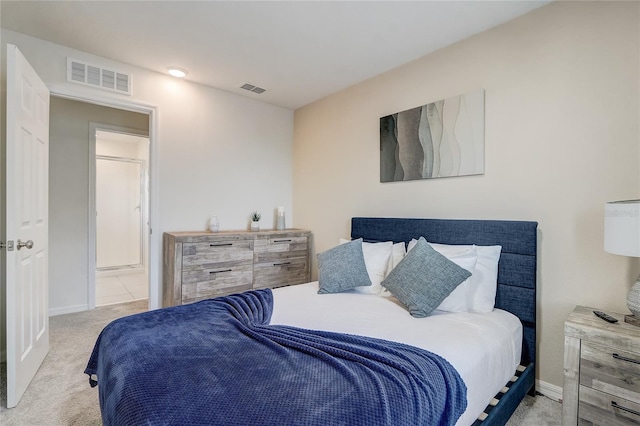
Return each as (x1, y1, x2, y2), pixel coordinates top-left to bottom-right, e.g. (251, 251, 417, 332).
(162, 229, 311, 307)
(563, 305, 640, 425)
(250, 211, 261, 232)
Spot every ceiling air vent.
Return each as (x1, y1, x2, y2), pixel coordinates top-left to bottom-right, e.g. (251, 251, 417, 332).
(67, 58, 132, 95)
(240, 82, 266, 94)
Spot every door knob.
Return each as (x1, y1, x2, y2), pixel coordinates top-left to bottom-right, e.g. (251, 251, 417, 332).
(16, 239, 34, 250)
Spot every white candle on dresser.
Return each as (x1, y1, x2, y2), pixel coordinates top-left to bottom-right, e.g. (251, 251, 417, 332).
(276, 206, 286, 230)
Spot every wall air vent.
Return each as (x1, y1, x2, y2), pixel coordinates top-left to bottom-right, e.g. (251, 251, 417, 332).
(239, 82, 266, 94)
(67, 58, 132, 95)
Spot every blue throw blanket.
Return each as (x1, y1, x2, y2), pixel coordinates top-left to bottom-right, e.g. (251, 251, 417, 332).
(85, 289, 467, 425)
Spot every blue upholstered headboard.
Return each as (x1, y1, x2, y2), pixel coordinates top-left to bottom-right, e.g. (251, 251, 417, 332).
(351, 217, 538, 368)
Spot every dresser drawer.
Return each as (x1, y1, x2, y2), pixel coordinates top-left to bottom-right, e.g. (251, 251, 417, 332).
(254, 256, 309, 289)
(181, 263, 253, 304)
(254, 235, 308, 263)
(182, 240, 253, 268)
(579, 385, 640, 425)
(581, 341, 640, 403)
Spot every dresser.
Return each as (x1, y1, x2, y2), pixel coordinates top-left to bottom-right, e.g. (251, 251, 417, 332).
(163, 229, 311, 307)
(563, 305, 640, 425)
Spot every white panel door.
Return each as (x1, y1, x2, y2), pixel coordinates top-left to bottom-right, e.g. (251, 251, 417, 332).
(6, 44, 50, 408)
(96, 157, 142, 268)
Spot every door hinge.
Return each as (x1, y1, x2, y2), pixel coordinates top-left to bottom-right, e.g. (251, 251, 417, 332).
(1, 240, 15, 251)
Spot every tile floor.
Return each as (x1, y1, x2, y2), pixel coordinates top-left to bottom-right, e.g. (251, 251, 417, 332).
(96, 271, 148, 306)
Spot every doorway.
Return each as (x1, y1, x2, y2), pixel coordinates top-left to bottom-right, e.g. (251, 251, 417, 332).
(48, 96, 152, 314)
(93, 128, 150, 306)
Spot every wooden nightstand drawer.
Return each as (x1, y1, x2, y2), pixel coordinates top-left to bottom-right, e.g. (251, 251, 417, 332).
(578, 385, 640, 425)
(564, 306, 640, 425)
(183, 241, 254, 267)
(581, 341, 640, 403)
(253, 256, 309, 289)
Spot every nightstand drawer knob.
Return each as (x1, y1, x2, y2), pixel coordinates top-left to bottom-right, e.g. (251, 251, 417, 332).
(612, 401, 640, 417)
(613, 353, 640, 365)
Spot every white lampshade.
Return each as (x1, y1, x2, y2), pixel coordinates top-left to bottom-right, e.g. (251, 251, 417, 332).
(605, 200, 640, 257)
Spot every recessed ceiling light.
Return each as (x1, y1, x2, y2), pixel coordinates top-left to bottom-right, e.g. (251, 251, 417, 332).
(167, 67, 188, 78)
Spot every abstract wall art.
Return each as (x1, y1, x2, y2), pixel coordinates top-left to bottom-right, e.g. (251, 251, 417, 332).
(380, 89, 485, 182)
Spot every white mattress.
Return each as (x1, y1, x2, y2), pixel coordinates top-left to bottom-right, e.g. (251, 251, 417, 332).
(270, 282, 522, 426)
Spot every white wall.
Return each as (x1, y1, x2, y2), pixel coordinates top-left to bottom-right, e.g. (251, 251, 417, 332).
(1, 29, 294, 312)
(97, 132, 149, 158)
(293, 1, 640, 391)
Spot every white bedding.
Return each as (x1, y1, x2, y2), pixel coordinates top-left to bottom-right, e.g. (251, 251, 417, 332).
(270, 282, 522, 426)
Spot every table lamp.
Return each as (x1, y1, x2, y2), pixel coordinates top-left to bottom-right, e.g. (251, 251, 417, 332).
(605, 200, 640, 325)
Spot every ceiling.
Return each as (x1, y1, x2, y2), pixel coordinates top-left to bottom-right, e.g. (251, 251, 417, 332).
(0, 1, 550, 109)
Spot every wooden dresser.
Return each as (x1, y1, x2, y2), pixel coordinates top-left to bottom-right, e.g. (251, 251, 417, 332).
(163, 229, 311, 307)
(563, 305, 640, 425)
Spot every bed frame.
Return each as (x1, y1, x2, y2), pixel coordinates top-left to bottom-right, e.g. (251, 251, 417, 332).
(351, 217, 538, 425)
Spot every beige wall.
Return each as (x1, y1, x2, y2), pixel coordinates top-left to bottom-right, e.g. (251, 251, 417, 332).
(293, 1, 640, 390)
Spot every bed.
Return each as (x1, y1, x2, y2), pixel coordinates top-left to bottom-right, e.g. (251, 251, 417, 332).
(86, 217, 538, 426)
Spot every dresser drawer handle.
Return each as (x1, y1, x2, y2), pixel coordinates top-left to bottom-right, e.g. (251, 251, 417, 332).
(613, 353, 640, 365)
(612, 401, 640, 417)
(273, 239, 292, 243)
(210, 269, 232, 274)
(210, 243, 233, 247)
(273, 262, 291, 266)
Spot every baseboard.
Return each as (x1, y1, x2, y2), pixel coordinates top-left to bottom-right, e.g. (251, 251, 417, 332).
(536, 379, 563, 402)
(49, 304, 88, 317)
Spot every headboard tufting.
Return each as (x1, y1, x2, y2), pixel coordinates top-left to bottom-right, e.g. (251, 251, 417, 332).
(351, 217, 538, 369)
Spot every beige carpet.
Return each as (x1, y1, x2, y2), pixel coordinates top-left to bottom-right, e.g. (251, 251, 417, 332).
(0, 300, 147, 426)
(0, 300, 561, 425)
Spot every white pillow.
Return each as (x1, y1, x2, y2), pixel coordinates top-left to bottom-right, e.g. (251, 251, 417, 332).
(407, 240, 477, 312)
(468, 245, 502, 313)
(387, 242, 406, 275)
(339, 239, 393, 294)
(410, 239, 502, 313)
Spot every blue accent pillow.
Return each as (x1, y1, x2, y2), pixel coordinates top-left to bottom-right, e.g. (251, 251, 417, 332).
(381, 237, 472, 317)
(317, 238, 372, 294)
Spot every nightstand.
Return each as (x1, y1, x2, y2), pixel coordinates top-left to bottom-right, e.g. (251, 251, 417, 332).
(563, 305, 640, 425)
